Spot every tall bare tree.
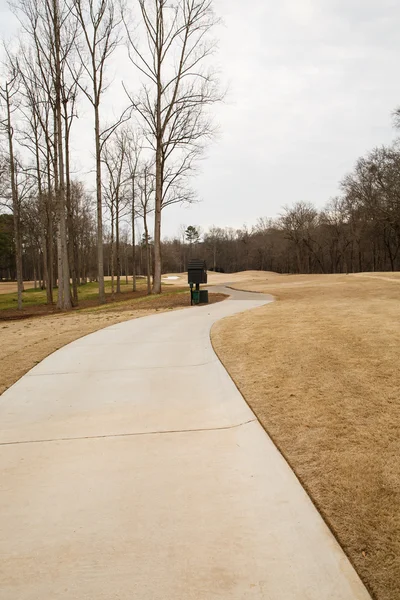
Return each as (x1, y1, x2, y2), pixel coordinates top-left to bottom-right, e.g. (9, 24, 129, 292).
(14, 40, 56, 303)
(11, 0, 76, 309)
(102, 129, 130, 294)
(71, 0, 123, 303)
(124, 0, 222, 293)
(137, 160, 154, 294)
(125, 129, 141, 292)
(16, 47, 51, 301)
(62, 66, 80, 303)
(52, 0, 72, 309)
(0, 63, 24, 309)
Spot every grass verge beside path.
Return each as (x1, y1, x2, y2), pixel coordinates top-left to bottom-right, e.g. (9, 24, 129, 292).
(1, 290, 226, 395)
(211, 273, 400, 600)
(0, 279, 150, 315)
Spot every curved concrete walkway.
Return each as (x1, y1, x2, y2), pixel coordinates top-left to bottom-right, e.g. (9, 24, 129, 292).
(0, 287, 371, 599)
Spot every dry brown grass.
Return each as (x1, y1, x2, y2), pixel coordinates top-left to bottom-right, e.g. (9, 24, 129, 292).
(211, 272, 400, 600)
(0, 281, 36, 294)
(162, 270, 276, 286)
(0, 291, 226, 395)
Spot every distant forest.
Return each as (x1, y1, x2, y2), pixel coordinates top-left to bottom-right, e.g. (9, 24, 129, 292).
(3, 136, 400, 282)
(163, 143, 400, 275)
(2, 141, 400, 281)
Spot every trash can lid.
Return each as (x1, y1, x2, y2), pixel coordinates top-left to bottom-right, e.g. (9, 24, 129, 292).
(188, 259, 207, 270)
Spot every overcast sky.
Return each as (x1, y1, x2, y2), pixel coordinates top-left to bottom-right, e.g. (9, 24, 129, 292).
(1, 0, 400, 237)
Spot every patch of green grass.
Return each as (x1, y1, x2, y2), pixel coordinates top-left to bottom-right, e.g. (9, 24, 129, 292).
(0, 286, 48, 310)
(0, 279, 144, 311)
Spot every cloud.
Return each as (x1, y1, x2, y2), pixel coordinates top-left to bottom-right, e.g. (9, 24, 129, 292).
(163, 0, 400, 235)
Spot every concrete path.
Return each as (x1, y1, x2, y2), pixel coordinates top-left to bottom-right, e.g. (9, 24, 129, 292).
(0, 287, 371, 600)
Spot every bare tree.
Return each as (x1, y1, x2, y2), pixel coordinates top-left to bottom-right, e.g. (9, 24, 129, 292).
(125, 129, 142, 291)
(71, 0, 125, 303)
(280, 202, 325, 274)
(52, 0, 72, 309)
(319, 198, 351, 274)
(203, 225, 224, 271)
(16, 47, 52, 301)
(11, 0, 76, 309)
(0, 62, 24, 308)
(102, 129, 130, 294)
(124, 0, 222, 293)
(62, 65, 80, 303)
(137, 161, 154, 294)
(14, 39, 56, 303)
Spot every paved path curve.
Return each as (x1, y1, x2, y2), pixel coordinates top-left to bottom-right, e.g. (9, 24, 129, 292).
(0, 287, 371, 599)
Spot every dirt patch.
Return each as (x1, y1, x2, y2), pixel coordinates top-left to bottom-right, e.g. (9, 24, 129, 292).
(0, 292, 226, 395)
(0, 281, 36, 294)
(212, 273, 400, 600)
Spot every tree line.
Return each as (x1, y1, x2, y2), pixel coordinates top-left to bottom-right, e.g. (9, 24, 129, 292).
(3, 131, 400, 288)
(0, 0, 220, 309)
(162, 139, 400, 275)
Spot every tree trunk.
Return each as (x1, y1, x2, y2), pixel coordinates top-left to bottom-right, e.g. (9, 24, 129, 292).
(94, 101, 105, 303)
(53, 108, 64, 309)
(144, 213, 151, 295)
(5, 84, 23, 310)
(132, 176, 136, 292)
(45, 147, 54, 303)
(358, 242, 362, 272)
(125, 244, 128, 285)
(116, 198, 121, 294)
(53, 0, 71, 310)
(64, 102, 78, 304)
(37, 248, 42, 288)
(41, 231, 48, 290)
(33, 110, 50, 298)
(82, 250, 86, 284)
(153, 160, 162, 292)
(152, 58, 163, 295)
(110, 206, 115, 299)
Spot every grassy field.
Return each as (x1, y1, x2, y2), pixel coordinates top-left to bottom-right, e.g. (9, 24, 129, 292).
(0, 278, 146, 312)
(1, 287, 226, 395)
(0, 276, 150, 296)
(211, 272, 400, 600)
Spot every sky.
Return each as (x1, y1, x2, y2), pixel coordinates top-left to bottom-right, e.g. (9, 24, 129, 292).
(1, 0, 400, 237)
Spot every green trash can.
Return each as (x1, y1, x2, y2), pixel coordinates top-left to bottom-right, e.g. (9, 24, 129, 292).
(192, 290, 200, 305)
(199, 290, 209, 304)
